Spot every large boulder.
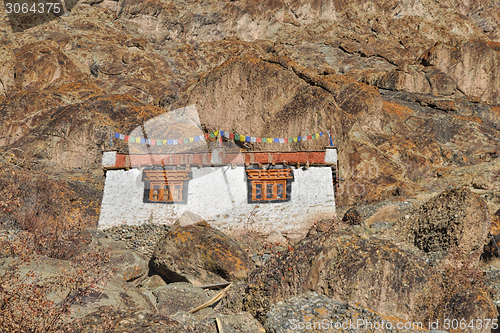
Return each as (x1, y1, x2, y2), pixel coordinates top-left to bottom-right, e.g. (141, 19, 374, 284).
(404, 187, 490, 263)
(232, 226, 444, 323)
(230, 224, 496, 329)
(153, 282, 212, 319)
(265, 292, 426, 333)
(152, 221, 249, 285)
(68, 306, 190, 333)
(107, 250, 149, 282)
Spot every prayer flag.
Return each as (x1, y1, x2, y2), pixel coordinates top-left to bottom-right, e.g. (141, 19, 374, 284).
(157, 140, 162, 146)
(279, 138, 285, 143)
(146, 139, 152, 145)
(205, 133, 210, 139)
(224, 131, 230, 138)
(152, 139, 156, 145)
(189, 137, 194, 143)
(273, 138, 279, 143)
(239, 135, 245, 142)
(297, 136, 301, 142)
(256, 137, 262, 143)
(234, 134, 240, 141)
(141, 139, 146, 144)
(119, 134, 125, 140)
(168, 140, 173, 145)
(293, 137, 298, 143)
(320, 132, 323, 136)
(251, 137, 257, 143)
(245, 136, 251, 142)
(173, 140, 178, 145)
(162, 140, 167, 145)
(267, 138, 272, 143)
(307, 135, 312, 140)
(209, 132, 215, 138)
(284, 138, 288, 143)
(114, 133, 119, 139)
(194, 136, 200, 142)
(125, 135, 130, 142)
(184, 138, 189, 144)
(214, 131, 219, 137)
(288, 137, 293, 143)
(178, 139, 183, 144)
(229, 133, 235, 139)
(262, 138, 267, 143)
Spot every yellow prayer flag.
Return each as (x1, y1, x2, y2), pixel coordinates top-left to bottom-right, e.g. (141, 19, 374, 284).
(189, 137, 194, 143)
(293, 137, 298, 142)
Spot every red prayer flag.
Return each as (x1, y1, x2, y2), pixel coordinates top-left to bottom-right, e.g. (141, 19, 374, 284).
(178, 139, 183, 144)
(124, 135, 130, 142)
(205, 133, 210, 139)
(151, 139, 156, 145)
(307, 135, 312, 140)
(256, 137, 262, 143)
(284, 138, 288, 143)
(229, 133, 235, 139)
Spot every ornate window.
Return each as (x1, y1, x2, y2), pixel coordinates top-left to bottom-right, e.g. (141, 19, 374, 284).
(246, 168, 293, 203)
(143, 170, 190, 203)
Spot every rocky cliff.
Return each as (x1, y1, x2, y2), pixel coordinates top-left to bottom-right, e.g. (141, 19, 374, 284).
(0, 0, 499, 331)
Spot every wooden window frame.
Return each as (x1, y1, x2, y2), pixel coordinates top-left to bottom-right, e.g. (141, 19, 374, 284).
(148, 180, 184, 202)
(246, 167, 293, 204)
(251, 180, 287, 201)
(143, 169, 190, 204)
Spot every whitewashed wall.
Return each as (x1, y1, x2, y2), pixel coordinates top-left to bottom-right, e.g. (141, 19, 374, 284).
(98, 166, 336, 236)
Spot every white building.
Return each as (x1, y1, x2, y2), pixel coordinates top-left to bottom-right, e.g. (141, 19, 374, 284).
(98, 147, 338, 237)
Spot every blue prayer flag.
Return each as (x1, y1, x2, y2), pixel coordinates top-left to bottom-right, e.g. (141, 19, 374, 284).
(273, 138, 279, 143)
(114, 133, 119, 138)
(141, 139, 146, 144)
(297, 136, 301, 141)
(194, 136, 200, 142)
(245, 136, 251, 142)
(167, 139, 173, 145)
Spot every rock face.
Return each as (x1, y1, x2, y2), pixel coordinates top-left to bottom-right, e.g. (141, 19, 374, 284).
(0, 0, 499, 215)
(404, 187, 490, 261)
(234, 227, 443, 323)
(69, 306, 189, 333)
(153, 282, 211, 318)
(152, 221, 250, 285)
(231, 224, 496, 327)
(265, 292, 426, 333)
(341, 207, 363, 226)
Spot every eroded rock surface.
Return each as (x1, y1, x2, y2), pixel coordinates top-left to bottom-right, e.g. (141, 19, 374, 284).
(152, 221, 250, 285)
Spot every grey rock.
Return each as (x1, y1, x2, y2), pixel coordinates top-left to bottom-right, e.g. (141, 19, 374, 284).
(178, 211, 204, 227)
(154, 282, 213, 319)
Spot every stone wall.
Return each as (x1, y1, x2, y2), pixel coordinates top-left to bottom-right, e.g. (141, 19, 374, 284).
(98, 165, 336, 236)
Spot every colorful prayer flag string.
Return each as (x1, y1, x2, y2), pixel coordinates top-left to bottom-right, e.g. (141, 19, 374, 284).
(110, 130, 329, 145)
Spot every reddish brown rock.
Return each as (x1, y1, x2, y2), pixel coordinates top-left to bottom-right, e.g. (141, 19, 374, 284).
(152, 221, 250, 286)
(404, 187, 490, 263)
